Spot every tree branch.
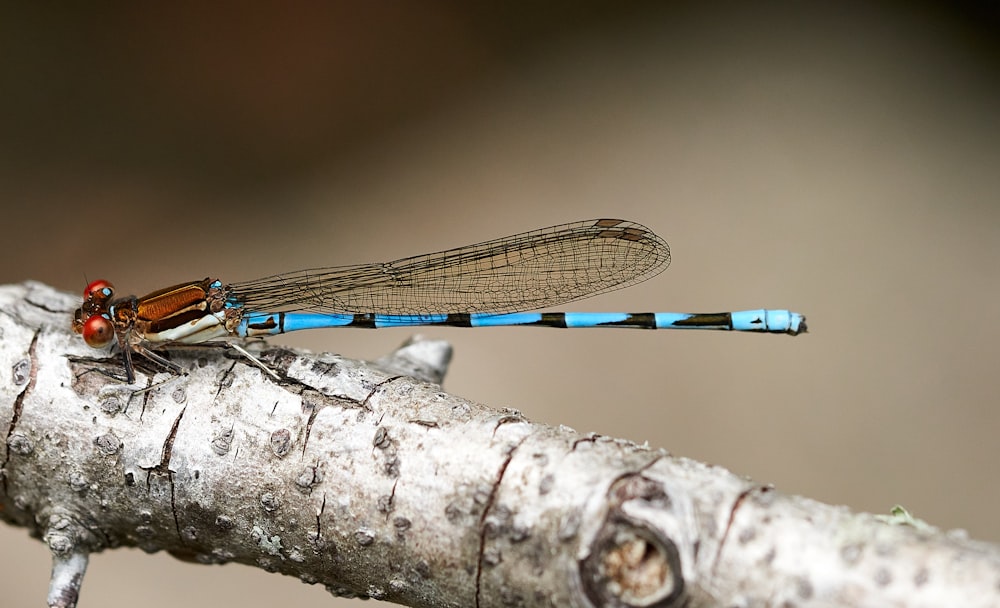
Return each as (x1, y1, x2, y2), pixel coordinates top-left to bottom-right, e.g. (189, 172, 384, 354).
(2, 281, 998, 607)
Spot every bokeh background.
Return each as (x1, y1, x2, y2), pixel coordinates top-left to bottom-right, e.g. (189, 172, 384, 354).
(2, 2, 998, 606)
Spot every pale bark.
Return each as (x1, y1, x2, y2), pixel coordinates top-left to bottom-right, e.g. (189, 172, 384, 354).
(1, 281, 998, 608)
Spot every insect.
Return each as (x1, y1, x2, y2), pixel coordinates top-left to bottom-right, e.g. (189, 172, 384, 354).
(73, 219, 805, 382)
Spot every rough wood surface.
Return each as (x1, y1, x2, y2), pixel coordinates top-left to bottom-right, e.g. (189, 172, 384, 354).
(2, 281, 998, 607)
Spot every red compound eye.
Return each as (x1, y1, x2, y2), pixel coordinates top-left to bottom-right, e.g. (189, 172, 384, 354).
(83, 279, 114, 302)
(82, 315, 115, 349)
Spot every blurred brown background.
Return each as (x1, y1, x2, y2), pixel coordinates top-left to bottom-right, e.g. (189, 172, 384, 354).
(2, 2, 999, 606)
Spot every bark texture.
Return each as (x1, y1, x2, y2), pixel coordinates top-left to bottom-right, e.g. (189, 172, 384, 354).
(1, 281, 998, 607)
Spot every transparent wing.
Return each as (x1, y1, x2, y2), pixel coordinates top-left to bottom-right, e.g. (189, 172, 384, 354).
(229, 219, 671, 315)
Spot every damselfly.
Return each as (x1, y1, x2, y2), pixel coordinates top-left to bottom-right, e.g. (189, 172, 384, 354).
(73, 219, 806, 382)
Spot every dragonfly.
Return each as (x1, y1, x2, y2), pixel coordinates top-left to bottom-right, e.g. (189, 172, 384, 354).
(73, 219, 806, 382)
